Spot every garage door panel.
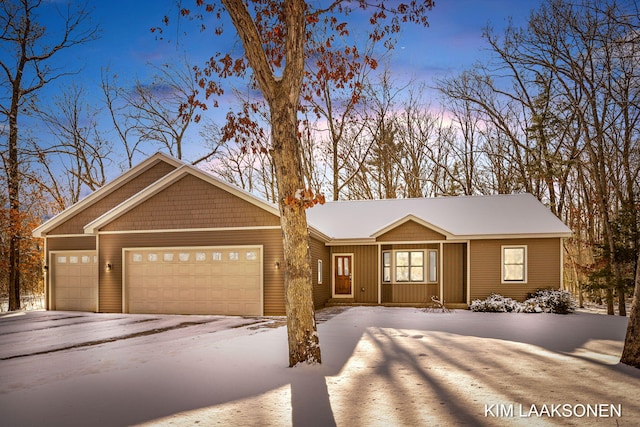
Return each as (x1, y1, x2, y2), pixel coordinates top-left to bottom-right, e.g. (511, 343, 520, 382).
(52, 251, 98, 312)
(125, 247, 262, 316)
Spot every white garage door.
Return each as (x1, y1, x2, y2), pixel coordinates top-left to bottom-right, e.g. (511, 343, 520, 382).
(124, 246, 263, 316)
(51, 251, 98, 312)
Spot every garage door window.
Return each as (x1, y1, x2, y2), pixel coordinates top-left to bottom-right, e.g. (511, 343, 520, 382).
(229, 252, 239, 261)
(163, 253, 174, 262)
(132, 253, 143, 262)
(179, 252, 190, 262)
(246, 251, 258, 261)
(196, 252, 206, 261)
(70, 256, 79, 264)
(57, 256, 67, 264)
(148, 253, 158, 262)
(212, 252, 222, 261)
(81, 255, 91, 263)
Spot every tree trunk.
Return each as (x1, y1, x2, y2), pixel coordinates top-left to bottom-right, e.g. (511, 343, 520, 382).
(221, 0, 320, 366)
(8, 82, 22, 312)
(621, 250, 640, 368)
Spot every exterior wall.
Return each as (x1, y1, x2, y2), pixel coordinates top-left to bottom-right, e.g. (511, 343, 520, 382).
(310, 237, 331, 309)
(49, 161, 177, 235)
(377, 220, 446, 242)
(469, 237, 562, 301)
(46, 235, 96, 252)
(442, 243, 466, 304)
(381, 243, 439, 304)
(98, 229, 285, 314)
(330, 245, 378, 303)
(102, 175, 280, 231)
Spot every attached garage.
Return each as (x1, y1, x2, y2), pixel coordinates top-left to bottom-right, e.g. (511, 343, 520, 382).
(123, 246, 263, 316)
(50, 251, 98, 312)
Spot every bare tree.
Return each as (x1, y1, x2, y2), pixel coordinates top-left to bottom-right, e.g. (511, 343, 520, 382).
(0, 0, 98, 310)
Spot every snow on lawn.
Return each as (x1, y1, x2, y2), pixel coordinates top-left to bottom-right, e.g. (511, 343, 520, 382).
(1, 307, 639, 427)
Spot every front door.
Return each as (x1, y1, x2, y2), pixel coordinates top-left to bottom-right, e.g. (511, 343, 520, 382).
(334, 255, 352, 296)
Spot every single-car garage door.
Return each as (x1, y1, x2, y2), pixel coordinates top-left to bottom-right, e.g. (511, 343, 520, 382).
(51, 251, 98, 312)
(124, 246, 263, 316)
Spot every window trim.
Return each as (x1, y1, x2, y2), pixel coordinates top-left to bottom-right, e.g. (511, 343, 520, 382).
(501, 245, 528, 284)
(394, 250, 426, 284)
(427, 249, 438, 283)
(317, 259, 323, 284)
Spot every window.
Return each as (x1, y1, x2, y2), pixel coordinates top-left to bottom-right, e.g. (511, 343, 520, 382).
(246, 251, 258, 261)
(163, 253, 174, 262)
(69, 256, 79, 264)
(502, 246, 527, 283)
(212, 252, 222, 261)
(428, 250, 438, 283)
(382, 251, 392, 283)
(395, 251, 424, 282)
(195, 252, 206, 262)
(229, 252, 239, 261)
(317, 260, 323, 284)
(148, 253, 158, 262)
(132, 253, 143, 262)
(179, 253, 190, 262)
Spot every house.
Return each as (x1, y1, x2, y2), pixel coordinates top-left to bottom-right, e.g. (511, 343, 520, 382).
(33, 152, 573, 316)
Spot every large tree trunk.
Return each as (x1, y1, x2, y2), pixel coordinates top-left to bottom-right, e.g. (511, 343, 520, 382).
(271, 96, 321, 365)
(222, 0, 321, 366)
(8, 85, 22, 312)
(621, 250, 640, 368)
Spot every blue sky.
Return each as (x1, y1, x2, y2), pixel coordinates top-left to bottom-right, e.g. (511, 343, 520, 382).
(36, 0, 543, 96)
(7, 0, 544, 166)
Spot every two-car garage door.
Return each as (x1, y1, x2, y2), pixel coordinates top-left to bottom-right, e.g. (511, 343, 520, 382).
(51, 251, 98, 312)
(124, 246, 263, 316)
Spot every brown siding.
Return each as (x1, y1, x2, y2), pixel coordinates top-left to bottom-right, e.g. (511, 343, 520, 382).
(469, 238, 561, 301)
(310, 237, 331, 309)
(330, 245, 378, 303)
(443, 243, 466, 303)
(377, 220, 446, 242)
(102, 175, 280, 231)
(382, 283, 438, 304)
(49, 161, 177, 235)
(98, 229, 285, 315)
(47, 236, 96, 252)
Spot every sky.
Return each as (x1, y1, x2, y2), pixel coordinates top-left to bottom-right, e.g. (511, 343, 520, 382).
(3, 0, 545, 168)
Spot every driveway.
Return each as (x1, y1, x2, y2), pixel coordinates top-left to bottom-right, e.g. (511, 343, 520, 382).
(1, 307, 639, 427)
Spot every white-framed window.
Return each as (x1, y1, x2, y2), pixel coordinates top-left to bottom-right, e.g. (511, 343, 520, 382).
(502, 245, 527, 283)
(229, 252, 239, 261)
(246, 251, 258, 261)
(163, 253, 174, 262)
(179, 252, 190, 262)
(317, 259, 323, 284)
(212, 252, 222, 261)
(195, 252, 206, 262)
(382, 251, 392, 283)
(148, 253, 159, 262)
(69, 256, 79, 264)
(395, 251, 425, 283)
(132, 253, 143, 263)
(428, 250, 438, 283)
(81, 255, 91, 264)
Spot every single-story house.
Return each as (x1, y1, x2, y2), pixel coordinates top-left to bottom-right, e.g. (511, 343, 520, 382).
(33, 152, 573, 316)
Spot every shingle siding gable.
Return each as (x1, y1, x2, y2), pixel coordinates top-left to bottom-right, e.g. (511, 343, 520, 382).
(101, 174, 280, 231)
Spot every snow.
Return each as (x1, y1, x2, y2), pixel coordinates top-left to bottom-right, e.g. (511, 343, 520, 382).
(0, 307, 638, 426)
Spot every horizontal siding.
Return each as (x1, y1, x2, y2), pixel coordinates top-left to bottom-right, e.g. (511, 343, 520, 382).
(102, 175, 280, 231)
(47, 236, 96, 252)
(310, 237, 331, 309)
(330, 245, 378, 303)
(377, 220, 446, 242)
(470, 238, 561, 301)
(50, 161, 176, 235)
(98, 229, 285, 315)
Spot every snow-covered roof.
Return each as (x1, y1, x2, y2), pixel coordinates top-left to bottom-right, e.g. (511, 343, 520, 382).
(306, 193, 572, 242)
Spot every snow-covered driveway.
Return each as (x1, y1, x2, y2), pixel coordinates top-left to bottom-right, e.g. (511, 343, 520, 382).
(0, 307, 638, 426)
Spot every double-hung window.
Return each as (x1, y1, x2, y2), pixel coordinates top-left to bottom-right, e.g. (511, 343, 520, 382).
(502, 246, 527, 283)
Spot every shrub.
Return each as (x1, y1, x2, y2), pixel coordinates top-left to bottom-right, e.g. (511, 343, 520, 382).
(469, 293, 520, 312)
(470, 289, 575, 314)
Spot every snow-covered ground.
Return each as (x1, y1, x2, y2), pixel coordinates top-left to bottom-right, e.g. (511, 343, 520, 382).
(0, 307, 638, 426)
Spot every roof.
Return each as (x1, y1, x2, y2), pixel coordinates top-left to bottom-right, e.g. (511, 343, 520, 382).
(306, 193, 572, 242)
(34, 152, 571, 242)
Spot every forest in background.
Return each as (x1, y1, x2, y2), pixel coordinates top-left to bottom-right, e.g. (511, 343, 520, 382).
(1, 0, 638, 316)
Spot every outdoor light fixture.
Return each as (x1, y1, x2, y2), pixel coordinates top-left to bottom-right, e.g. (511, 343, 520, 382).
(43, 265, 48, 272)
(274, 262, 280, 270)
(106, 263, 112, 272)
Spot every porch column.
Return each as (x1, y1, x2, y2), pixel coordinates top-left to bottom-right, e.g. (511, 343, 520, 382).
(439, 242, 444, 301)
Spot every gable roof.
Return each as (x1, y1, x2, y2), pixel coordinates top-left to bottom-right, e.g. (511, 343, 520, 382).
(306, 193, 572, 242)
(33, 153, 183, 237)
(83, 163, 280, 234)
